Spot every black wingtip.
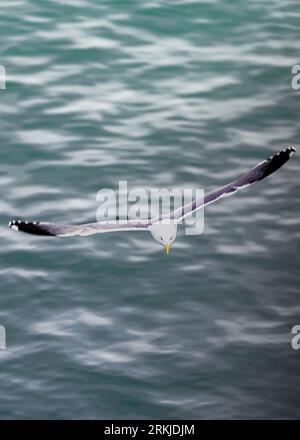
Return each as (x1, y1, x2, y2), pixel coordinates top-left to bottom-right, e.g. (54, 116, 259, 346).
(8, 220, 55, 236)
(259, 146, 296, 180)
(280, 146, 296, 155)
(271, 146, 296, 158)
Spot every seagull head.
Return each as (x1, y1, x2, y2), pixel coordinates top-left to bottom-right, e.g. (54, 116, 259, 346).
(149, 223, 177, 254)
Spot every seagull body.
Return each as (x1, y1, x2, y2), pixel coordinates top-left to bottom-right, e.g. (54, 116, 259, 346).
(9, 147, 296, 253)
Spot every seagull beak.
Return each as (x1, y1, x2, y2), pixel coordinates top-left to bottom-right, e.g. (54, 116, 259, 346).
(165, 243, 170, 254)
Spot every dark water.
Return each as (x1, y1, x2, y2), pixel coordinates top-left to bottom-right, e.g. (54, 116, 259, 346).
(0, 0, 300, 420)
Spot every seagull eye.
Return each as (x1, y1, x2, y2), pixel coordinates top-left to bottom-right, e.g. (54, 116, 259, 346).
(170, 236, 173, 240)
(160, 237, 163, 240)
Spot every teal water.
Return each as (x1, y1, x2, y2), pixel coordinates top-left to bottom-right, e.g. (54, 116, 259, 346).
(0, 0, 300, 420)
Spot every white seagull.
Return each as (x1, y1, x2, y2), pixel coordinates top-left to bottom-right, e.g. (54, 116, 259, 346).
(9, 147, 296, 254)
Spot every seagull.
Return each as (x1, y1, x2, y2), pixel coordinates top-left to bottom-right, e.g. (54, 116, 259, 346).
(9, 147, 296, 254)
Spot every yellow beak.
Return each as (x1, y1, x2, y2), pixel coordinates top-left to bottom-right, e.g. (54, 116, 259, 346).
(165, 243, 170, 254)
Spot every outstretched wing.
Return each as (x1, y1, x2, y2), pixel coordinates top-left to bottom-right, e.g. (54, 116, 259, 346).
(171, 146, 296, 222)
(8, 219, 151, 237)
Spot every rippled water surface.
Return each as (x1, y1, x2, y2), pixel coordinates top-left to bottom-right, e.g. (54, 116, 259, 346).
(0, 0, 300, 419)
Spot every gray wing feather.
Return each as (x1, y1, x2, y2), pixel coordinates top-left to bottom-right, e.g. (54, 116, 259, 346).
(8, 220, 150, 237)
(172, 146, 296, 222)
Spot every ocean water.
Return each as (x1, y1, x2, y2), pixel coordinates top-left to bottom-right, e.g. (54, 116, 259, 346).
(0, 0, 300, 420)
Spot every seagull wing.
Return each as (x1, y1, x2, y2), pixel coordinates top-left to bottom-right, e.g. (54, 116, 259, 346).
(8, 219, 151, 237)
(171, 146, 296, 222)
